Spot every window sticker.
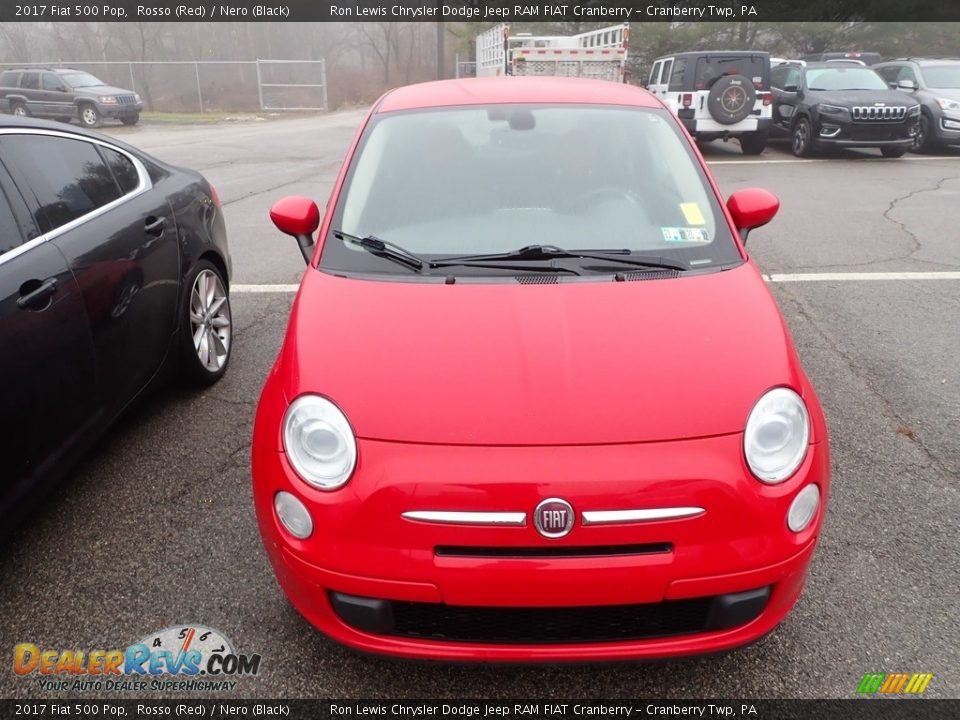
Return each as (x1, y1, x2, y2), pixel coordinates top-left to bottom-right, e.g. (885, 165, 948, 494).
(680, 202, 706, 225)
(662, 227, 710, 243)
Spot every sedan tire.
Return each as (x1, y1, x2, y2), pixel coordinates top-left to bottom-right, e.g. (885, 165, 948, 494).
(179, 260, 232, 386)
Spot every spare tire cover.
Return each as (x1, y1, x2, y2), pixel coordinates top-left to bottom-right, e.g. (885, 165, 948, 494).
(707, 75, 756, 125)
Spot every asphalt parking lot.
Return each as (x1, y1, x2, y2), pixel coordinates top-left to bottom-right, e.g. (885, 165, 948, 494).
(1, 112, 957, 700)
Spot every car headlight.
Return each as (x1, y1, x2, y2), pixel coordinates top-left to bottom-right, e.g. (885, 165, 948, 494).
(907, 104, 921, 117)
(134, 93, 142, 103)
(744, 388, 810, 483)
(935, 97, 960, 113)
(98, 96, 119, 104)
(817, 104, 848, 116)
(282, 395, 357, 490)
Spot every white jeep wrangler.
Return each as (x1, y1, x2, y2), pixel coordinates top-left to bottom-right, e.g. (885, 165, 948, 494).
(647, 51, 773, 155)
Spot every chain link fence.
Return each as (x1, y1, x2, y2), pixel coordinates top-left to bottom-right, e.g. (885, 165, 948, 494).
(0, 60, 327, 113)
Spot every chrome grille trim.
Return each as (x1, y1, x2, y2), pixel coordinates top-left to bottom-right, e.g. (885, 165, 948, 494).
(581, 507, 705, 525)
(402, 511, 526, 527)
(851, 105, 907, 121)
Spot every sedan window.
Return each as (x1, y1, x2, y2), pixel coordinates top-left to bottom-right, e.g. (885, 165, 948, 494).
(0, 184, 24, 256)
(101, 147, 140, 195)
(1, 135, 122, 234)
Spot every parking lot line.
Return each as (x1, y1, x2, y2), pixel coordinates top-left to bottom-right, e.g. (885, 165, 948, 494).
(232, 284, 300, 293)
(231, 272, 960, 294)
(765, 271, 960, 282)
(710, 156, 960, 165)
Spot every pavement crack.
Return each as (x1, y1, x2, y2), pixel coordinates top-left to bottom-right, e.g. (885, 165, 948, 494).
(774, 283, 955, 482)
(782, 174, 958, 273)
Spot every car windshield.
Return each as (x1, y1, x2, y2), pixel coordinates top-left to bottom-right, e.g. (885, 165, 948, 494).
(921, 65, 960, 89)
(323, 104, 739, 278)
(62, 72, 104, 89)
(806, 67, 888, 91)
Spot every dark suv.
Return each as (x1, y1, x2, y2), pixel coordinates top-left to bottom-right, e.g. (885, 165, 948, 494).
(0, 68, 142, 128)
(770, 62, 920, 157)
(873, 58, 960, 152)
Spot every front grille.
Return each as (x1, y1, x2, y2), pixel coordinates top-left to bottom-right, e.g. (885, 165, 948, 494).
(851, 105, 907, 121)
(389, 598, 712, 643)
(116, 94, 137, 105)
(435, 543, 672, 559)
(329, 587, 771, 644)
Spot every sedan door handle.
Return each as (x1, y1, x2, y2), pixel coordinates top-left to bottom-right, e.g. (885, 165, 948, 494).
(17, 278, 58, 310)
(144, 216, 166, 236)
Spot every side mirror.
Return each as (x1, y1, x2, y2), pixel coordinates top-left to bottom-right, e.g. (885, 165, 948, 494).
(270, 196, 320, 264)
(640, 79, 650, 89)
(726, 188, 780, 243)
(897, 79, 918, 91)
(783, 84, 799, 93)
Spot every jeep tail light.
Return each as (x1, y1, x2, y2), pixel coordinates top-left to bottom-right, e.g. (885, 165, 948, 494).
(761, 92, 773, 106)
(209, 184, 221, 208)
(682, 93, 693, 108)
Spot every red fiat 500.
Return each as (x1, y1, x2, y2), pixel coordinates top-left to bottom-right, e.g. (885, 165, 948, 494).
(252, 77, 830, 662)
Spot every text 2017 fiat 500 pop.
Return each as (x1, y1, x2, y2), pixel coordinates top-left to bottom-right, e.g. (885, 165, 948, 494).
(252, 77, 830, 662)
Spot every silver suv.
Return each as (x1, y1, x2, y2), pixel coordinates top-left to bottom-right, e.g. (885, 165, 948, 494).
(646, 51, 773, 155)
(873, 58, 960, 152)
(0, 68, 142, 128)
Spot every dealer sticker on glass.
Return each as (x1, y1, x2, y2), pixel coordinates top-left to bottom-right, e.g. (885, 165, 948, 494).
(662, 227, 710, 243)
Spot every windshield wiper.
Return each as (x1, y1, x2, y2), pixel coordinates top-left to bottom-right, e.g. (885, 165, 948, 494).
(333, 230, 424, 272)
(430, 245, 688, 272)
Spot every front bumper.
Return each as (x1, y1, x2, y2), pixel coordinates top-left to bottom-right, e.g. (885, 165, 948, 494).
(98, 102, 143, 118)
(933, 113, 960, 144)
(252, 424, 830, 661)
(815, 116, 918, 148)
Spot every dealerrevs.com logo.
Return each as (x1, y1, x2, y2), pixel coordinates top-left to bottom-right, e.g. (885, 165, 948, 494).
(13, 625, 261, 692)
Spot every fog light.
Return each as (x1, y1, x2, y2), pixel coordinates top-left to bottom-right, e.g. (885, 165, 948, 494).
(274, 491, 313, 539)
(943, 118, 960, 130)
(819, 126, 841, 138)
(787, 484, 820, 533)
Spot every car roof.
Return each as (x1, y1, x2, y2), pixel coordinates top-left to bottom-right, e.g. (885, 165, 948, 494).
(0, 115, 149, 157)
(882, 58, 960, 65)
(376, 77, 661, 113)
(1, 67, 78, 73)
(656, 51, 770, 60)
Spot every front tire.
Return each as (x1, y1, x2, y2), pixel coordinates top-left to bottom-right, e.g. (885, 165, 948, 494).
(912, 114, 942, 154)
(792, 117, 815, 157)
(178, 260, 232, 386)
(881, 146, 907, 158)
(739, 129, 768, 155)
(79, 103, 101, 128)
(120, 113, 140, 126)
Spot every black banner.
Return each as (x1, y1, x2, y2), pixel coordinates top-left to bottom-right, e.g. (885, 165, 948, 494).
(3, 0, 960, 23)
(1, 700, 958, 720)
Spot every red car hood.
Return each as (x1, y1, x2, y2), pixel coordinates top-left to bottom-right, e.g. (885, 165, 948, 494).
(283, 263, 801, 445)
